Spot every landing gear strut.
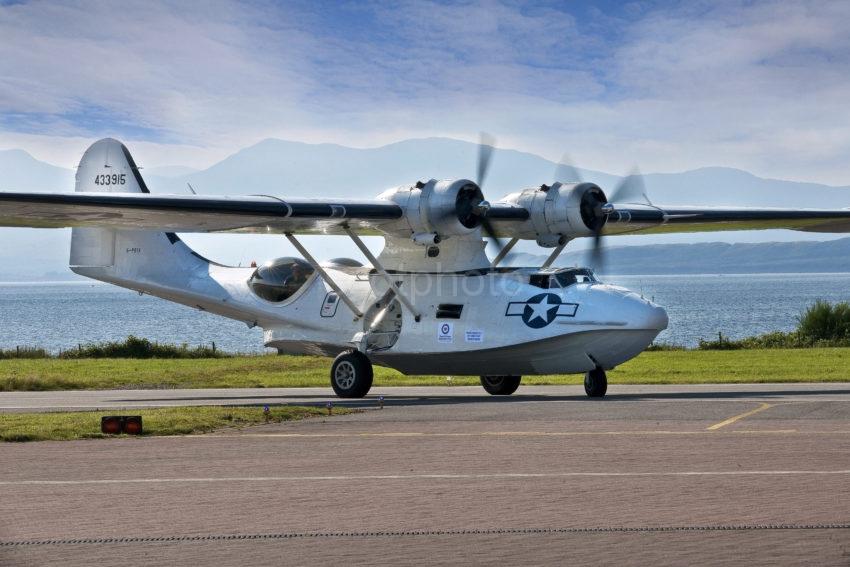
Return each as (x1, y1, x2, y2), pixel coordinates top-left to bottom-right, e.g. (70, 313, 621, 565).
(330, 350, 373, 398)
(480, 375, 522, 395)
(584, 367, 607, 398)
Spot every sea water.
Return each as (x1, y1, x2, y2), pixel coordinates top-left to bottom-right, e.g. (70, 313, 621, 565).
(1, 273, 849, 352)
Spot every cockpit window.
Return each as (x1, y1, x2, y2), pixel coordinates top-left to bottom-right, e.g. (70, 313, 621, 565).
(530, 268, 598, 289)
(554, 268, 598, 288)
(529, 274, 551, 289)
(248, 257, 315, 303)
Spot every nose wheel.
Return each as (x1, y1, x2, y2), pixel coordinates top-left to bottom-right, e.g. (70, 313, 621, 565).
(584, 368, 607, 398)
(330, 350, 373, 398)
(480, 375, 522, 395)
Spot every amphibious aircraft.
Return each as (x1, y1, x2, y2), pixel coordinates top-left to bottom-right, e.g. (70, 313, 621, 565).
(2, 137, 850, 398)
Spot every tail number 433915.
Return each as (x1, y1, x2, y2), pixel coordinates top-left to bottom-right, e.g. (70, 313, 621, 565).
(94, 174, 126, 186)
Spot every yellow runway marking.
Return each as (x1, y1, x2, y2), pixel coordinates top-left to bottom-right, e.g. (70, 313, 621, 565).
(707, 402, 775, 430)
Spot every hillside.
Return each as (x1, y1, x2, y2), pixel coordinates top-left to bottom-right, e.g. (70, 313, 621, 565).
(549, 238, 850, 274)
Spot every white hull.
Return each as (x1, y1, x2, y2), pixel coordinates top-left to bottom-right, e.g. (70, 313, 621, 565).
(268, 327, 662, 375)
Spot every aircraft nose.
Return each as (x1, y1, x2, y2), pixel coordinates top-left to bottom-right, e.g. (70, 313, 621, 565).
(621, 291, 668, 331)
(589, 285, 668, 331)
(640, 301, 669, 331)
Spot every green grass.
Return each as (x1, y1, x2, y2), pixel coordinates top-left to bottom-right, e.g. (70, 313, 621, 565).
(606, 348, 850, 384)
(0, 405, 345, 442)
(2, 348, 850, 392)
(0, 336, 227, 360)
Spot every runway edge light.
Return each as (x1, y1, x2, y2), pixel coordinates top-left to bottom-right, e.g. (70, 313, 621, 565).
(124, 416, 143, 435)
(101, 416, 143, 435)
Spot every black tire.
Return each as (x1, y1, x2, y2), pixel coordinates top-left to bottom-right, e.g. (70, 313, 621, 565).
(584, 368, 607, 398)
(330, 351, 373, 398)
(480, 375, 522, 396)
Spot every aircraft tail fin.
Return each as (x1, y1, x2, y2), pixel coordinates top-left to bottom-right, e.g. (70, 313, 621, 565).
(69, 138, 212, 284)
(74, 137, 151, 195)
(70, 138, 147, 269)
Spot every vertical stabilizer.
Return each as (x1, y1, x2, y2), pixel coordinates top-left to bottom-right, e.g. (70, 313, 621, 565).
(69, 138, 149, 268)
(68, 138, 211, 285)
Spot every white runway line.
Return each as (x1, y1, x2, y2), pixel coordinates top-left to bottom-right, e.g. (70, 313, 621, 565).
(2, 470, 849, 486)
(228, 429, 802, 438)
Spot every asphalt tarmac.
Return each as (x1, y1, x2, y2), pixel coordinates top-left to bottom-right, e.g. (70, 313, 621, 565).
(3, 382, 850, 411)
(1, 384, 849, 565)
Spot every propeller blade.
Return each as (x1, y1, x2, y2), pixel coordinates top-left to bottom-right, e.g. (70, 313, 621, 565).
(587, 197, 607, 274)
(589, 230, 604, 274)
(480, 216, 506, 255)
(608, 168, 649, 205)
(554, 154, 583, 184)
(586, 168, 648, 274)
(477, 132, 496, 187)
(473, 133, 516, 265)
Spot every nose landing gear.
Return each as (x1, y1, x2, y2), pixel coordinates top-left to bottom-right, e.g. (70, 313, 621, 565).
(480, 375, 522, 395)
(584, 367, 607, 398)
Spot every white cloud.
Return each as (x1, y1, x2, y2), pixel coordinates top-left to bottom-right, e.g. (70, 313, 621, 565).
(1, 0, 850, 185)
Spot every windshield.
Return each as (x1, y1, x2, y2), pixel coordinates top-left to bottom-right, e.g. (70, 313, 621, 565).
(553, 268, 598, 288)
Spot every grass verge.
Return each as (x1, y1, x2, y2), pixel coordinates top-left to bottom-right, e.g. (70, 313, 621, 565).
(1, 348, 850, 391)
(0, 405, 346, 442)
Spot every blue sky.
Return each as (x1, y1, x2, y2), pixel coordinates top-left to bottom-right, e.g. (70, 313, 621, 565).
(1, 0, 850, 185)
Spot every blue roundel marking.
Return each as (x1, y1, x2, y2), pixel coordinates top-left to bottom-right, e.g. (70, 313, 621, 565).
(522, 293, 562, 329)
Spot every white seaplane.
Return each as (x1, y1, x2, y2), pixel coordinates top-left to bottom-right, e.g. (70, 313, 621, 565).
(2, 138, 850, 398)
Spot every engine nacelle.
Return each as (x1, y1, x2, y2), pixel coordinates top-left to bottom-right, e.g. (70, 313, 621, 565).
(495, 182, 607, 245)
(378, 179, 484, 240)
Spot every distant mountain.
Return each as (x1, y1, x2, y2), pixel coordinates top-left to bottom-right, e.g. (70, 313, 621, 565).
(143, 165, 200, 178)
(6, 138, 850, 204)
(149, 138, 850, 207)
(544, 237, 850, 274)
(149, 137, 618, 198)
(3, 137, 850, 280)
(0, 149, 74, 192)
(639, 167, 850, 207)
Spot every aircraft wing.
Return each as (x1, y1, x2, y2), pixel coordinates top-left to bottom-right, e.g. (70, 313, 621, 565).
(3, 191, 850, 239)
(602, 204, 850, 236)
(0, 192, 404, 235)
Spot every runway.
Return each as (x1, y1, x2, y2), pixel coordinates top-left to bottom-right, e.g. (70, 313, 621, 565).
(1, 384, 849, 565)
(3, 382, 850, 411)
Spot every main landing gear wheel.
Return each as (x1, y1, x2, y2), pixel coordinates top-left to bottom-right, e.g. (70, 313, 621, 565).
(584, 368, 607, 398)
(330, 350, 373, 398)
(480, 375, 522, 396)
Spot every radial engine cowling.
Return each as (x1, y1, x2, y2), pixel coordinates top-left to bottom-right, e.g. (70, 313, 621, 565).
(379, 178, 485, 240)
(496, 182, 608, 246)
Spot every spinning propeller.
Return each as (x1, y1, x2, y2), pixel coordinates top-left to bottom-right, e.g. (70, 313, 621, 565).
(558, 156, 651, 274)
(473, 132, 502, 247)
(457, 132, 510, 259)
(467, 134, 651, 272)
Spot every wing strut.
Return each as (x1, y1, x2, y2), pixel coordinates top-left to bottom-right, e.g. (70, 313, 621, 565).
(491, 237, 519, 267)
(541, 240, 568, 269)
(343, 227, 422, 322)
(284, 233, 364, 320)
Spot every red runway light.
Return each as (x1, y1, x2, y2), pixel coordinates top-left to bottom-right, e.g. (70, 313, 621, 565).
(123, 416, 143, 435)
(101, 416, 123, 434)
(101, 416, 143, 435)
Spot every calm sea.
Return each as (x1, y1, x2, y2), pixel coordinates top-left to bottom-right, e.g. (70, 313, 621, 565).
(1, 274, 849, 352)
